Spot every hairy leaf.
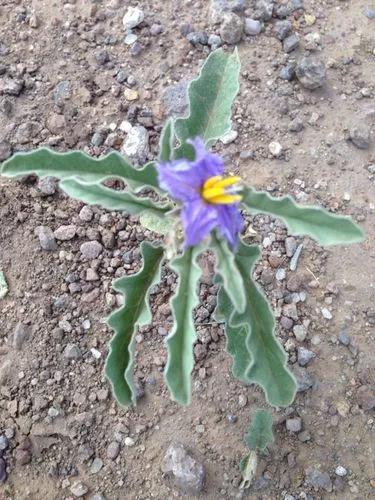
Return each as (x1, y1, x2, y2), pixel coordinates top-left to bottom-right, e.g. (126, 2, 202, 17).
(224, 241, 297, 407)
(60, 179, 171, 216)
(159, 118, 174, 162)
(105, 242, 164, 405)
(164, 246, 203, 405)
(215, 285, 252, 383)
(244, 409, 274, 452)
(211, 233, 246, 313)
(1, 148, 160, 191)
(139, 211, 174, 235)
(175, 48, 240, 158)
(242, 188, 364, 246)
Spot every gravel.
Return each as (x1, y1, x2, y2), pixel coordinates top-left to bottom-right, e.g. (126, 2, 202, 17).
(163, 82, 189, 117)
(54, 225, 76, 241)
(349, 124, 371, 149)
(13, 323, 30, 351)
(296, 56, 326, 89)
(107, 441, 120, 460)
(63, 343, 82, 360)
(35, 226, 58, 251)
(123, 7, 144, 31)
(244, 19, 262, 36)
(305, 467, 332, 492)
(220, 13, 244, 44)
(297, 346, 315, 366)
(274, 20, 292, 40)
(283, 33, 300, 53)
(286, 417, 302, 432)
(161, 442, 205, 494)
(80, 241, 103, 259)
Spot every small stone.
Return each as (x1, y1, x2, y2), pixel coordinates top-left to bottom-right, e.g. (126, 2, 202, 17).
(210, 0, 246, 23)
(208, 34, 222, 48)
(53, 81, 70, 106)
(124, 437, 135, 447)
(305, 467, 332, 492)
(220, 13, 244, 44)
(91, 131, 106, 147)
(186, 32, 208, 46)
(63, 343, 82, 360)
(80, 241, 103, 259)
(220, 129, 238, 144)
(290, 244, 303, 271)
(280, 64, 296, 81)
(0, 141, 12, 161)
(161, 443, 205, 494)
(124, 33, 138, 45)
(244, 18, 262, 36)
(289, 118, 304, 132)
(124, 88, 139, 101)
(54, 225, 76, 241)
(269, 141, 283, 157)
(293, 366, 314, 392)
(349, 124, 371, 149)
(29, 13, 40, 28)
(357, 385, 375, 411)
(0, 78, 24, 96)
(79, 206, 94, 222)
(296, 56, 326, 89)
(261, 268, 274, 285)
(297, 346, 315, 366)
(280, 316, 294, 330)
(70, 481, 89, 498)
(0, 436, 9, 451)
(255, 0, 274, 21)
(276, 268, 286, 281)
(35, 226, 57, 251)
(121, 125, 149, 165)
(37, 177, 57, 196)
(283, 33, 300, 53)
(107, 441, 120, 460)
(321, 308, 332, 320)
(94, 50, 109, 65)
(86, 269, 99, 281)
(15, 449, 31, 465)
(293, 324, 307, 341)
(285, 236, 297, 257)
(274, 20, 292, 40)
(286, 417, 302, 432)
(338, 328, 350, 346)
(13, 323, 30, 351)
(150, 23, 163, 36)
(90, 457, 103, 474)
(123, 7, 144, 30)
(335, 466, 347, 477)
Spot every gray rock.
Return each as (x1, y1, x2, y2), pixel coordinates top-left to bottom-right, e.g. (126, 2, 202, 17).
(90, 495, 106, 500)
(91, 131, 106, 147)
(349, 124, 371, 149)
(280, 64, 296, 81)
(163, 81, 189, 117)
(0, 141, 12, 161)
(244, 18, 262, 35)
(37, 177, 57, 196)
(35, 226, 58, 251)
(162, 442, 205, 494)
(0, 78, 24, 96)
(305, 467, 332, 492)
(283, 33, 300, 53)
(107, 441, 120, 460)
(70, 481, 89, 498)
(297, 346, 315, 366)
(0, 458, 6, 483)
(254, 0, 274, 21)
(54, 225, 76, 241)
(123, 6, 144, 30)
(285, 236, 297, 257)
(79, 206, 94, 222)
(80, 241, 103, 259)
(357, 385, 375, 410)
(90, 457, 103, 474)
(289, 118, 304, 132)
(186, 32, 208, 46)
(293, 366, 314, 392)
(63, 343, 82, 360)
(338, 328, 350, 346)
(296, 56, 326, 89)
(220, 13, 244, 44)
(210, 0, 246, 23)
(13, 323, 30, 351)
(291, 0, 304, 10)
(0, 435, 9, 451)
(274, 20, 292, 40)
(275, 4, 291, 18)
(286, 417, 302, 432)
(335, 466, 347, 477)
(208, 34, 222, 48)
(121, 125, 149, 165)
(290, 244, 303, 271)
(150, 23, 163, 36)
(53, 81, 70, 106)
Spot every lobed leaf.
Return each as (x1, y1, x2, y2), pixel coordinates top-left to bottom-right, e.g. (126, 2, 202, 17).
(159, 118, 175, 162)
(244, 409, 274, 452)
(105, 242, 165, 406)
(139, 211, 174, 235)
(164, 245, 203, 405)
(221, 240, 297, 407)
(60, 179, 171, 216)
(211, 233, 246, 313)
(1, 148, 160, 192)
(174, 48, 240, 158)
(242, 187, 364, 246)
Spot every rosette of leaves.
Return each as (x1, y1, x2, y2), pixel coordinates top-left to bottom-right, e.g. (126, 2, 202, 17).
(1, 49, 364, 409)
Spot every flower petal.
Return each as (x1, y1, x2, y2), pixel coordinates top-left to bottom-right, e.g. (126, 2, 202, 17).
(181, 199, 218, 247)
(189, 137, 225, 178)
(216, 204, 244, 248)
(157, 160, 202, 202)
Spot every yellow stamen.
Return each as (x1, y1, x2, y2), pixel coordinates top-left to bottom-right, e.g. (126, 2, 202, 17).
(201, 175, 242, 205)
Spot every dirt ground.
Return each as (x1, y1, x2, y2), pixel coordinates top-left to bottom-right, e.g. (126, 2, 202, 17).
(0, 0, 374, 499)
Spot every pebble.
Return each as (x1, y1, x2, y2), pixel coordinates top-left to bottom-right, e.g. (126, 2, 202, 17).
(123, 7, 144, 31)
(37, 177, 57, 196)
(13, 322, 30, 351)
(94, 50, 109, 66)
(305, 467, 332, 492)
(35, 226, 58, 251)
(53, 81, 70, 106)
(321, 307, 332, 320)
(150, 23, 163, 36)
(124, 33, 138, 45)
(63, 343, 82, 360)
(70, 481, 89, 498)
(268, 141, 283, 157)
(163, 81, 189, 117)
(274, 20, 292, 40)
(107, 441, 120, 460)
(79, 206, 94, 222)
(289, 118, 304, 132)
(161, 443, 205, 494)
(124, 88, 139, 101)
(280, 64, 296, 81)
(29, 13, 40, 28)
(0, 141, 12, 160)
(207, 34, 222, 48)
(285, 236, 297, 257)
(90, 457, 103, 474)
(297, 346, 315, 366)
(220, 13, 244, 44)
(276, 268, 286, 281)
(296, 56, 326, 89)
(80, 241, 103, 259)
(338, 328, 350, 346)
(357, 385, 375, 410)
(210, 0, 247, 23)
(0, 436, 9, 451)
(124, 437, 135, 447)
(0, 78, 24, 96)
(349, 124, 371, 149)
(54, 225, 76, 241)
(293, 366, 314, 392)
(286, 417, 302, 432)
(283, 34, 300, 53)
(121, 125, 149, 165)
(290, 244, 303, 271)
(255, 0, 274, 21)
(220, 129, 238, 144)
(186, 32, 208, 46)
(244, 18, 262, 36)
(335, 466, 347, 477)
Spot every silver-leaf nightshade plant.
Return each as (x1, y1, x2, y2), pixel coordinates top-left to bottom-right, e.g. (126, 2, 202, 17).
(1, 49, 364, 413)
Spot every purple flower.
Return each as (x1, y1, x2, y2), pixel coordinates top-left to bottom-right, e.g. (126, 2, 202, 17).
(157, 138, 243, 248)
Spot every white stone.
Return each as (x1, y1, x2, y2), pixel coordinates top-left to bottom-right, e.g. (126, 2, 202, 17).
(321, 307, 332, 320)
(124, 33, 138, 45)
(124, 436, 135, 447)
(121, 125, 149, 165)
(123, 7, 144, 31)
(220, 129, 238, 144)
(335, 465, 347, 477)
(269, 141, 283, 157)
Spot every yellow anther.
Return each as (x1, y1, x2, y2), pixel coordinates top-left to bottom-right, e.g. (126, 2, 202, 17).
(201, 175, 242, 205)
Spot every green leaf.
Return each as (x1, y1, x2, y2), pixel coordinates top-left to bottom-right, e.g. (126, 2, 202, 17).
(159, 118, 174, 161)
(0, 270, 9, 299)
(105, 242, 164, 406)
(210, 233, 246, 313)
(239, 451, 258, 490)
(242, 187, 365, 246)
(174, 48, 240, 158)
(224, 241, 297, 407)
(60, 179, 171, 216)
(244, 409, 274, 452)
(1, 148, 160, 191)
(139, 211, 174, 235)
(164, 245, 203, 405)
(215, 285, 252, 383)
